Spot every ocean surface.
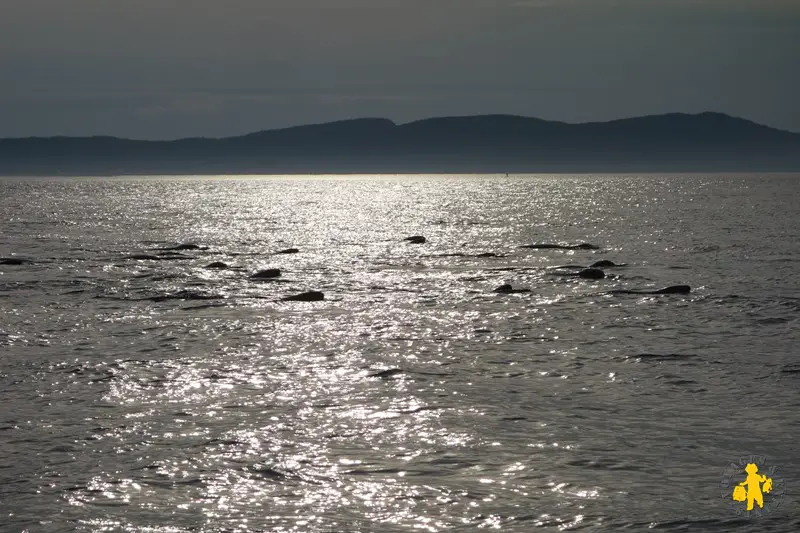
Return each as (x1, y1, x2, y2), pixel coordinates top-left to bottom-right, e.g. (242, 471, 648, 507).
(0, 174, 798, 533)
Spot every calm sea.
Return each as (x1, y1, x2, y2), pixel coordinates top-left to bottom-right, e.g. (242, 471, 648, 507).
(1, 174, 798, 532)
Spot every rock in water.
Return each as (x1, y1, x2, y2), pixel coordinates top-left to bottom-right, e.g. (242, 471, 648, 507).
(250, 268, 281, 279)
(169, 243, 207, 251)
(590, 260, 620, 268)
(282, 291, 324, 302)
(204, 262, 229, 269)
(609, 285, 691, 295)
(494, 284, 531, 293)
(404, 236, 426, 244)
(520, 243, 599, 250)
(578, 268, 605, 279)
(654, 285, 691, 294)
(0, 257, 31, 265)
(275, 248, 300, 254)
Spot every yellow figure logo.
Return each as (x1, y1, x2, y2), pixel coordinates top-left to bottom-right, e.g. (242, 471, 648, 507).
(721, 455, 785, 518)
(732, 463, 772, 511)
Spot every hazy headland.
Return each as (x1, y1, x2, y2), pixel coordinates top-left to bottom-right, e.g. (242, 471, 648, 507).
(2, 112, 799, 175)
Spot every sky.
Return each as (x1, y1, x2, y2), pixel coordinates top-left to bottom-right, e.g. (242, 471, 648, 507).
(1, 0, 798, 139)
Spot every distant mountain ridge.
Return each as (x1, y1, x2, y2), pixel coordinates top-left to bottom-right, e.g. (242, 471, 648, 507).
(2, 112, 799, 174)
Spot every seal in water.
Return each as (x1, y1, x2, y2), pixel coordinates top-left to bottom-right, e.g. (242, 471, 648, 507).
(609, 285, 691, 295)
(404, 236, 426, 244)
(250, 268, 281, 279)
(282, 290, 324, 302)
(519, 243, 600, 250)
(275, 248, 299, 254)
(494, 284, 531, 293)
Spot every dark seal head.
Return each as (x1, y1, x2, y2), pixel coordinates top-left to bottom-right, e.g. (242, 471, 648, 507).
(275, 248, 299, 254)
(404, 236, 426, 244)
(578, 268, 605, 279)
(282, 290, 324, 302)
(250, 268, 281, 279)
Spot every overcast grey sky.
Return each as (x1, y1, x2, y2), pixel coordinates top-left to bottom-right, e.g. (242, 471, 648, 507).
(1, 0, 798, 139)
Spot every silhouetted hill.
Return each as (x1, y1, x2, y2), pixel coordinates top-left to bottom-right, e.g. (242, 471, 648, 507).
(1, 112, 798, 174)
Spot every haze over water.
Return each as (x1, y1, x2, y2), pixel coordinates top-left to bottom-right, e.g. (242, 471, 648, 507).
(1, 174, 798, 532)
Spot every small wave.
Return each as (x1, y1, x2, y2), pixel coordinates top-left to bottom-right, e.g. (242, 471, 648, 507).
(99, 290, 227, 302)
(628, 353, 698, 362)
(687, 244, 722, 253)
(613, 517, 755, 531)
(248, 466, 289, 481)
(565, 457, 644, 471)
(140, 477, 206, 488)
(368, 368, 404, 379)
(183, 302, 229, 310)
(662, 378, 700, 386)
(347, 466, 403, 476)
(203, 438, 245, 446)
